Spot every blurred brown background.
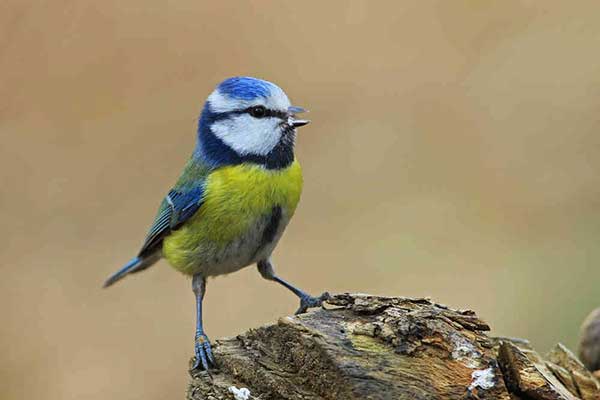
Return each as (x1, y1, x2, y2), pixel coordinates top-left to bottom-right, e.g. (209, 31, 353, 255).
(2, 1, 600, 399)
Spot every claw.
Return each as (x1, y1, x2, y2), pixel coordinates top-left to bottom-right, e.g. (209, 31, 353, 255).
(295, 292, 331, 315)
(191, 333, 215, 371)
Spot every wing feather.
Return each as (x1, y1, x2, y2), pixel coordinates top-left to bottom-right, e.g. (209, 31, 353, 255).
(137, 185, 204, 257)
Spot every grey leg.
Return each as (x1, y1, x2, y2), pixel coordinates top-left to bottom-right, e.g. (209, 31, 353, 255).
(257, 258, 330, 314)
(192, 274, 215, 370)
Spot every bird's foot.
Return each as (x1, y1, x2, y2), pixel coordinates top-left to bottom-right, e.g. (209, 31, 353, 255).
(295, 292, 331, 315)
(191, 333, 216, 371)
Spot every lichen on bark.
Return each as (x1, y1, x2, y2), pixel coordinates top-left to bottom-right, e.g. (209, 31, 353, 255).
(187, 293, 600, 400)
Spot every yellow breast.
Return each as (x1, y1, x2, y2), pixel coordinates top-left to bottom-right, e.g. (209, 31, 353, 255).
(163, 160, 303, 274)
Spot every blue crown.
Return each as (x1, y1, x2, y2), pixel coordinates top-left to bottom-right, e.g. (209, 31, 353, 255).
(217, 77, 276, 100)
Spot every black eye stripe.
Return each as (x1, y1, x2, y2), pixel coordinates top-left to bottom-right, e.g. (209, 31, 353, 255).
(209, 108, 288, 122)
(243, 107, 287, 119)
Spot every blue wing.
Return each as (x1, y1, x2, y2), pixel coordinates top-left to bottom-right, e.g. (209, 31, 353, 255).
(138, 185, 205, 257)
(103, 184, 205, 288)
(104, 158, 210, 288)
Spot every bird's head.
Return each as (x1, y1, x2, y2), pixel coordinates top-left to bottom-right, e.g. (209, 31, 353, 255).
(196, 77, 309, 169)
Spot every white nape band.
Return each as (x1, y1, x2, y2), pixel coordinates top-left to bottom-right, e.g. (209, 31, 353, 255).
(208, 91, 254, 113)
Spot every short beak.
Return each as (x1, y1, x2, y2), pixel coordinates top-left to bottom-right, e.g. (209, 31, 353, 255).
(288, 105, 310, 128)
(290, 118, 310, 128)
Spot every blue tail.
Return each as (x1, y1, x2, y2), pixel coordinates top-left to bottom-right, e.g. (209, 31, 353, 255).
(103, 254, 159, 288)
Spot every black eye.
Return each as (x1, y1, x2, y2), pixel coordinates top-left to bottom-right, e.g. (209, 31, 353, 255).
(249, 105, 267, 118)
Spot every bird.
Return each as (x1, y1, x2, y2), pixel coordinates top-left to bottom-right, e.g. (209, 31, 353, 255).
(103, 76, 329, 371)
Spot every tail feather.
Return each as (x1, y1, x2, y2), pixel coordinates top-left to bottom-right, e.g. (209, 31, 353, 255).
(103, 253, 160, 288)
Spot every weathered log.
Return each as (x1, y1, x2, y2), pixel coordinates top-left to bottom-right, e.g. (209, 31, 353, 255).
(187, 293, 600, 400)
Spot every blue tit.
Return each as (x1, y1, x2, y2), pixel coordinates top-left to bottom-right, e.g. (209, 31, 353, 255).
(103, 77, 329, 371)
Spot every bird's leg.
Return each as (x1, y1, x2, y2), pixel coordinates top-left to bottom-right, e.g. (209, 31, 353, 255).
(191, 274, 215, 370)
(257, 259, 330, 315)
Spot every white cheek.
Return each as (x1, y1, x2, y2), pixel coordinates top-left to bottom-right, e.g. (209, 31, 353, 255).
(211, 115, 282, 156)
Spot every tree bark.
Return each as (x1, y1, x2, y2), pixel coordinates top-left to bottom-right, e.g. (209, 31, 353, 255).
(187, 293, 600, 400)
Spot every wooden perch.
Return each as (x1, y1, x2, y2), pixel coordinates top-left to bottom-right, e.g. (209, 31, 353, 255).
(187, 293, 600, 400)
